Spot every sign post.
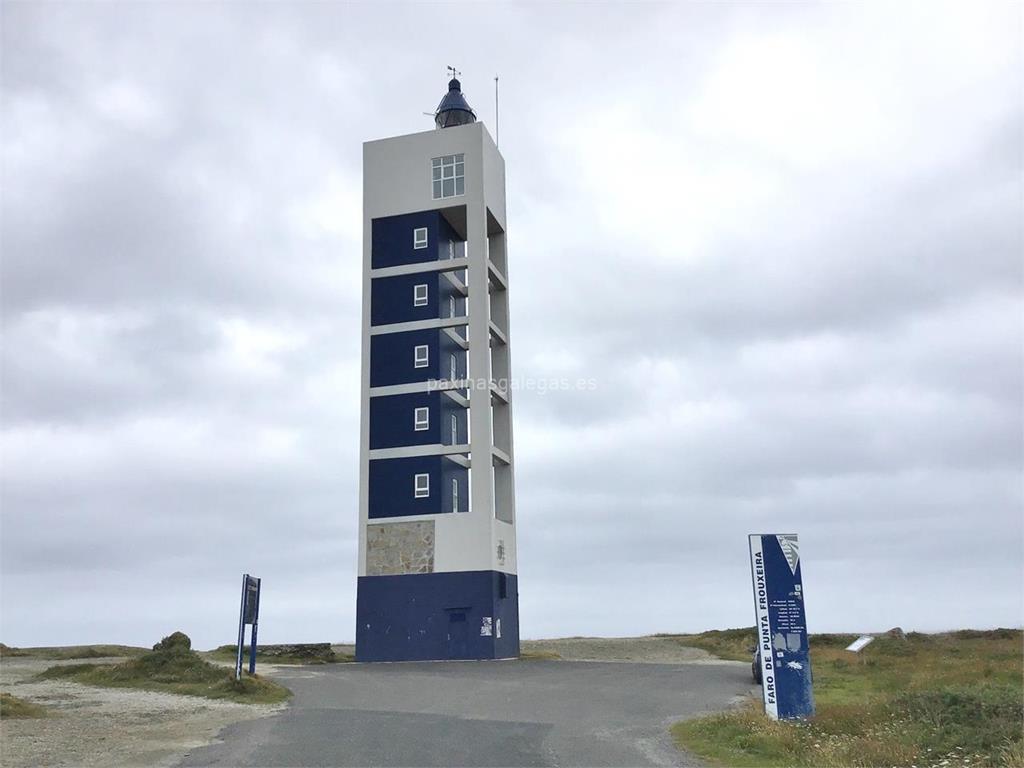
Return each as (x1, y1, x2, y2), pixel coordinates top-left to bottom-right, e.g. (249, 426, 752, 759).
(235, 574, 262, 681)
(748, 534, 814, 720)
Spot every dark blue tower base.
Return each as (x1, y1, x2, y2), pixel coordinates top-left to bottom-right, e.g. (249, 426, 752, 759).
(356, 570, 519, 662)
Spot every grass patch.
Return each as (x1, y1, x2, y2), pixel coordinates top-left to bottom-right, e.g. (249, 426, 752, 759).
(37, 632, 290, 705)
(1, 643, 147, 660)
(658, 627, 763, 662)
(0, 692, 50, 719)
(519, 649, 562, 660)
(205, 643, 351, 666)
(672, 628, 1024, 767)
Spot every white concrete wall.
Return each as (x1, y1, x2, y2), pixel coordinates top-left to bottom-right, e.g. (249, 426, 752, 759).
(359, 121, 517, 578)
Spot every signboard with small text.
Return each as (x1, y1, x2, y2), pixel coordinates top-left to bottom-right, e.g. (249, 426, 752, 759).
(235, 574, 261, 680)
(243, 575, 260, 624)
(748, 534, 814, 720)
(846, 635, 874, 653)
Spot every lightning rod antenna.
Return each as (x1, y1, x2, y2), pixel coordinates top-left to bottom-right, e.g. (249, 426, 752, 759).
(494, 75, 500, 148)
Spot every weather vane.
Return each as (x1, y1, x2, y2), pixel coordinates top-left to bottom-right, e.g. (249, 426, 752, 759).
(447, 65, 461, 79)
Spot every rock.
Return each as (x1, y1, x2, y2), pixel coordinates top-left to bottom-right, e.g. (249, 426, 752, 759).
(153, 631, 192, 652)
(885, 627, 906, 641)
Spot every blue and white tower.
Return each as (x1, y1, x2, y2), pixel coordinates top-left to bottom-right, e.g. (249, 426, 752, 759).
(356, 78, 519, 661)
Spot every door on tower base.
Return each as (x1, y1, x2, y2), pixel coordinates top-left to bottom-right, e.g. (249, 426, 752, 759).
(446, 610, 468, 659)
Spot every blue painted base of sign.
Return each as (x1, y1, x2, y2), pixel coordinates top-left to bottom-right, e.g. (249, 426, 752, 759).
(356, 570, 519, 662)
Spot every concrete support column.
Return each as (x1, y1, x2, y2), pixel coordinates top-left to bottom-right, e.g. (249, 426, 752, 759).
(466, 195, 494, 522)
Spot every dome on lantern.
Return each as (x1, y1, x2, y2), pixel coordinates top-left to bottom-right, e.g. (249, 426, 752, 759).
(435, 78, 476, 129)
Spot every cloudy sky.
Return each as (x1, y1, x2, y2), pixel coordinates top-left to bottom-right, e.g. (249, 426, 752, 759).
(2, 1, 1021, 649)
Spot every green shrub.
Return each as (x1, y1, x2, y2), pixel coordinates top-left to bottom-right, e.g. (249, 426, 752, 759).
(37, 633, 290, 704)
(894, 685, 1024, 756)
(0, 692, 48, 719)
(673, 630, 1024, 767)
(207, 643, 342, 665)
(152, 631, 192, 652)
(807, 634, 858, 648)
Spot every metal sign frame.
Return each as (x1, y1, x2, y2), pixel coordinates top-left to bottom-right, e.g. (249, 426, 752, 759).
(235, 574, 261, 680)
(748, 534, 814, 720)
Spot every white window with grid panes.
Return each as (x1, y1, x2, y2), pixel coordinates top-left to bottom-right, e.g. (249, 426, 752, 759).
(414, 473, 430, 498)
(414, 344, 429, 368)
(432, 154, 464, 199)
(414, 283, 428, 307)
(414, 407, 429, 431)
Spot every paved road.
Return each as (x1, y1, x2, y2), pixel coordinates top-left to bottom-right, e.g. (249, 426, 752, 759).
(180, 659, 752, 767)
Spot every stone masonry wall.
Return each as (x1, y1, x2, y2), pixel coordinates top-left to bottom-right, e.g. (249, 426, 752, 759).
(366, 520, 435, 576)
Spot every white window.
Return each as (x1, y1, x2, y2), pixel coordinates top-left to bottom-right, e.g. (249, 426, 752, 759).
(452, 477, 459, 513)
(414, 407, 429, 431)
(449, 353, 458, 381)
(414, 283, 428, 307)
(413, 227, 428, 249)
(451, 413, 458, 444)
(432, 154, 465, 199)
(414, 344, 429, 368)
(414, 473, 430, 498)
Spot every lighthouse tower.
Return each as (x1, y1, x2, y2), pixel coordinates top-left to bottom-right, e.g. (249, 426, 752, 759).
(355, 77, 519, 661)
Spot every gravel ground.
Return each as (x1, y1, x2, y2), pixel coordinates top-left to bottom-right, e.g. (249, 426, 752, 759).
(519, 636, 736, 664)
(179, 658, 753, 767)
(332, 637, 734, 664)
(1, 638, 734, 766)
(0, 657, 285, 768)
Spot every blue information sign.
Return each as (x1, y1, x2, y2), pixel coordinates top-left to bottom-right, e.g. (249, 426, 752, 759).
(748, 534, 814, 720)
(235, 574, 261, 680)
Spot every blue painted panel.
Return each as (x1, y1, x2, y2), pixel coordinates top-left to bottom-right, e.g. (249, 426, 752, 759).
(438, 396, 467, 446)
(436, 216, 466, 263)
(490, 570, 520, 660)
(370, 211, 466, 322)
(370, 329, 439, 386)
(356, 571, 520, 662)
(438, 275, 465, 321)
(369, 455, 444, 518)
(368, 455, 467, 518)
(369, 392, 441, 450)
(440, 457, 468, 514)
(438, 214, 458, 244)
(749, 534, 814, 720)
(371, 273, 442, 327)
(372, 212, 440, 269)
(438, 331, 467, 381)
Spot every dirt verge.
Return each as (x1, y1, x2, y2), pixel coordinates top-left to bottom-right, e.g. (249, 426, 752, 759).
(330, 637, 743, 664)
(0, 657, 285, 768)
(521, 636, 743, 664)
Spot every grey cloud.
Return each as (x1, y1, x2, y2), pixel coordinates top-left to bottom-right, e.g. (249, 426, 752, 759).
(1, 1, 1020, 648)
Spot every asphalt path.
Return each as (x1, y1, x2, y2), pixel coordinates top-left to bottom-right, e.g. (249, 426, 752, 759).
(179, 659, 752, 767)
